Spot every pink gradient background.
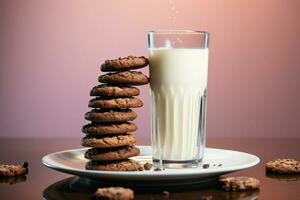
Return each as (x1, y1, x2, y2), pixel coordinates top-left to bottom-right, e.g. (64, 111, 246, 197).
(0, 0, 299, 139)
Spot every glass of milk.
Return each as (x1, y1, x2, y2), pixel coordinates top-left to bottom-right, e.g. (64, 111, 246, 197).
(148, 30, 210, 168)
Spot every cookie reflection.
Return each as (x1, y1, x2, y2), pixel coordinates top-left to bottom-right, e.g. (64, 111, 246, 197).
(43, 176, 259, 200)
(0, 175, 27, 185)
(266, 172, 300, 182)
(220, 190, 259, 200)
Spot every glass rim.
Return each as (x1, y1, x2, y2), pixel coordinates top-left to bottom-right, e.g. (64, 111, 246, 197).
(148, 29, 210, 35)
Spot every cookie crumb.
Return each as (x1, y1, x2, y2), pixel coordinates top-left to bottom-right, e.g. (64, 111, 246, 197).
(203, 164, 210, 169)
(154, 167, 162, 171)
(143, 162, 152, 170)
(138, 166, 144, 171)
(94, 187, 134, 200)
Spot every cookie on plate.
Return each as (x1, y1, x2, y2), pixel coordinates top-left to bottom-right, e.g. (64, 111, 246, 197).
(98, 71, 149, 85)
(86, 159, 143, 171)
(81, 134, 136, 148)
(0, 162, 28, 177)
(88, 97, 143, 109)
(82, 122, 137, 135)
(85, 146, 140, 161)
(219, 176, 260, 191)
(94, 187, 134, 200)
(100, 56, 148, 72)
(265, 159, 300, 174)
(90, 84, 140, 97)
(85, 109, 137, 123)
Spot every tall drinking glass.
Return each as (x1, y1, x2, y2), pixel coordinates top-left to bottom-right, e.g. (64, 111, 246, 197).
(148, 30, 210, 168)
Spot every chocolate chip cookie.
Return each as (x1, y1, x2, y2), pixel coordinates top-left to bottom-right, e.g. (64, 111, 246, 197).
(82, 122, 137, 135)
(81, 134, 136, 148)
(88, 97, 143, 109)
(86, 159, 143, 171)
(219, 176, 260, 191)
(98, 71, 149, 85)
(85, 146, 140, 161)
(85, 109, 137, 122)
(0, 162, 28, 177)
(266, 159, 300, 174)
(94, 187, 134, 200)
(90, 84, 140, 97)
(82, 55, 149, 172)
(101, 56, 148, 72)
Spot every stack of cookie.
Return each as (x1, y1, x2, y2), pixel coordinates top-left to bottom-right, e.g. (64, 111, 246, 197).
(82, 56, 149, 171)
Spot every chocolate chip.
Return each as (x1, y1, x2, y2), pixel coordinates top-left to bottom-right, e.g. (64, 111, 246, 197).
(22, 162, 28, 169)
(203, 164, 210, 169)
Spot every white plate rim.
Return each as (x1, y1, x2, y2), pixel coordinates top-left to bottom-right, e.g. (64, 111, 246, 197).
(42, 146, 260, 179)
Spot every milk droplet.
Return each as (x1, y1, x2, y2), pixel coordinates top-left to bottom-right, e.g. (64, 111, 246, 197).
(165, 40, 173, 48)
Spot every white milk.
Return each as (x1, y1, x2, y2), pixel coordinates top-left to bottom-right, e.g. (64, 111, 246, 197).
(149, 48, 208, 161)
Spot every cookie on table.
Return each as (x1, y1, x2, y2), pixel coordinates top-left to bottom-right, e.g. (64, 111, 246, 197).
(85, 146, 140, 161)
(90, 84, 140, 97)
(88, 97, 143, 109)
(98, 71, 149, 86)
(219, 176, 260, 191)
(0, 162, 28, 177)
(82, 122, 137, 135)
(81, 134, 136, 148)
(94, 187, 134, 200)
(265, 159, 300, 174)
(85, 109, 137, 123)
(100, 55, 148, 72)
(86, 159, 143, 171)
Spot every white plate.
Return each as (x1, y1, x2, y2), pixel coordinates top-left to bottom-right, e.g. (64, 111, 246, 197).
(42, 146, 260, 182)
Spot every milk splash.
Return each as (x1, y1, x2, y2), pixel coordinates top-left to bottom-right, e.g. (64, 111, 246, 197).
(167, 0, 183, 46)
(168, 0, 180, 28)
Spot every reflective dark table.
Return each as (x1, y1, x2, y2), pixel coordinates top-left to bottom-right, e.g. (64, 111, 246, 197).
(0, 138, 299, 199)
